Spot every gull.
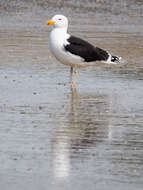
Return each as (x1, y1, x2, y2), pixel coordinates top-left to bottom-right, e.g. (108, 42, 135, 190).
(46, 14, 121, 86)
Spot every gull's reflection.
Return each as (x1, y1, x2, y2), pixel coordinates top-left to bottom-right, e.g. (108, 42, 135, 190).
(52, 87, 117, 178)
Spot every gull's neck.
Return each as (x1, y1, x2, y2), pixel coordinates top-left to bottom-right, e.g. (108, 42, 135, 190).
(52, 27, 68, 35)
(50, 27, 70, 42)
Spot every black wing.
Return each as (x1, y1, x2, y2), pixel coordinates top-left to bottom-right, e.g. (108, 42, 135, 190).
(64, 36, 109, 62)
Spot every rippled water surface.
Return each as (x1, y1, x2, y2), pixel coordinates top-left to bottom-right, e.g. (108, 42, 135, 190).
(0, 0, 143, 190)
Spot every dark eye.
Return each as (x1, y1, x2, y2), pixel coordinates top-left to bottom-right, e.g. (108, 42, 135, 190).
(58, 18, 62, 20)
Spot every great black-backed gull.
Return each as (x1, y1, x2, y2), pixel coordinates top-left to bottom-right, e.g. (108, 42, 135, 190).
(46, 14, 121, 86)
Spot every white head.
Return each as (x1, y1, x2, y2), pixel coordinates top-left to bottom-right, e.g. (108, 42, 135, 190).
(46, 14, 68, 29)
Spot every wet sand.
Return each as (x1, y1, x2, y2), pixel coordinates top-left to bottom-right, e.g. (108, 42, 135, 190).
(0, 1, 143, 190)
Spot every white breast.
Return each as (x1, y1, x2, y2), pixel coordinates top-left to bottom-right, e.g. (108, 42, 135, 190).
(49, 28, 84, 67)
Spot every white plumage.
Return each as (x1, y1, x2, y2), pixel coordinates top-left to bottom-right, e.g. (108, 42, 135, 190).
(49, 28, 83, 67)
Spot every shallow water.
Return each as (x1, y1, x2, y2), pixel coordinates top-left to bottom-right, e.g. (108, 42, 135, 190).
(0, 0, 143, 190)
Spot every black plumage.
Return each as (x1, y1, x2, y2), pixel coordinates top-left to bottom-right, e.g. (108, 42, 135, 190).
(111, 55, 120, 62)
(64, 36, 109, 62)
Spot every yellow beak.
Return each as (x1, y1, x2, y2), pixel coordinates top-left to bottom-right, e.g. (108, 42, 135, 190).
(46, 20, 55, 25)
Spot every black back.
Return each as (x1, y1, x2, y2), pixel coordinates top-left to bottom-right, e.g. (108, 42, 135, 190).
(64, 36, 109, 62)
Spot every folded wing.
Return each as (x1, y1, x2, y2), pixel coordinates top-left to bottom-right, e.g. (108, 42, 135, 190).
(64, 36, 109, 62)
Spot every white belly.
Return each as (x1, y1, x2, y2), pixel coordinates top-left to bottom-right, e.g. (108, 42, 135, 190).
(49, 29, 84, 67)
